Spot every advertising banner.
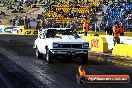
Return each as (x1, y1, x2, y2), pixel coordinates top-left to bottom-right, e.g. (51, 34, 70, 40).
(82, 36, 108, 53)
(0, 25, 37, 35)
(4, 25, 24, 35)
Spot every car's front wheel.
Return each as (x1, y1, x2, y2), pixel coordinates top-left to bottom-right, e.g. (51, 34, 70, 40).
(36, 49, 43, 59)
(81, 53, 88, 64)
(46, 49, 53, 63)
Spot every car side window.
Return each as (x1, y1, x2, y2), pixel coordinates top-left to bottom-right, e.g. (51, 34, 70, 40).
(46, 30, 51, 38)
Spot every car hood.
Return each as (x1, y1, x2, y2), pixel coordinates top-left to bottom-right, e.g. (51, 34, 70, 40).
(50, 35, 88, 44)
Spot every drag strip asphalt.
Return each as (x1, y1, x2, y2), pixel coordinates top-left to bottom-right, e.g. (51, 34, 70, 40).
(0, 35, 131, 88)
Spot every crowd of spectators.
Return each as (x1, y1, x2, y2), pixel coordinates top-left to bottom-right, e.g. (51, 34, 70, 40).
(36, 0, 98, 30)
(10, 16, 37, 29)
(51, 0, 97, 19)
(102, 2, 132, 30)
(0, 0, 37, 13)
(52, 7, 92, 19)
(10, 15, 67, 30)
(7, 3, 24, 13)
(8, 0, 99, 31)
(10, 14, 83, 30)
(0, 11, 6, 18)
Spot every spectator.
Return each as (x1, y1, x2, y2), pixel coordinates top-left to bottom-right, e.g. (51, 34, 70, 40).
(18, 16, 21, 26)
(20, 17, 24, 26)
(19, 6, 24, 13)
(36, 21, 41, 30)
(83, 20, 89, 36)
(0, 21, 2, 25)
(0, 11, 6, 16)
(113, 21, 120, 45)
(12, 8, 18, 13)
(119, 22, 125, 36)
(32, 4, 36, 8)
(15, 18, 19, 26)
(13, 17, 16, 26)
(69, 9, 75, 18)
(105, 24, 113, 35)
(42, 19, 46, 28)
(37, 14, 40, 20)
(70, 22, 76, 30)
(60, 9, 64, 15)
(24, 16, 29, 29)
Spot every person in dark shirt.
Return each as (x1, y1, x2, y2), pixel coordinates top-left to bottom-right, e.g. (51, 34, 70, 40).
(105, 24, 113, 35)
(36, 21, 41, 30)
(0, 21, 2, 25)
(24, 16, 29, 29)
(0, 11, 6, 16)
(20, 17, 24, 26)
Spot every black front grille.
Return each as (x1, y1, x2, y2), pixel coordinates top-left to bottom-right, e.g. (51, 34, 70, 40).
(59, 44, 82, 48)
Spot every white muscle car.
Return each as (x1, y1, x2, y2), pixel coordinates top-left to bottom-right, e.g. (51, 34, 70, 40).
(33, 28, 89, 63)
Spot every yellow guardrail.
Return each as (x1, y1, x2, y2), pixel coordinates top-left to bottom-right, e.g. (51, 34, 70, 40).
(78, 31, 132, 37)
(112, 44, 132, 58)
(124, 32, 132, 36)
(24, 29, 38, 35)
(77, 31, 106, 35)
(82, 36, 108, 53)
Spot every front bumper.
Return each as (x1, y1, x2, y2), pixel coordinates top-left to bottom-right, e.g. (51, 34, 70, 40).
(50, 48, 88, 55)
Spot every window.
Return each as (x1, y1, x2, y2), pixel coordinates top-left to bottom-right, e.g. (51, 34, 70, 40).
(45, 29, 80, 38)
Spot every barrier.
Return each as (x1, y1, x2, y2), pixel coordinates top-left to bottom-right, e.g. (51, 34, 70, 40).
(24, 29, 38, 35)
(0, 25, 38, 35)
(2, 25, 24, 35)
(82, 36, 108, 53)
(112, 44, 132, 58)
(77, 31, 132, 37)
(124, 32, 132, 37)
(77, 31, 106, 35)
(127, 45, 132, 58)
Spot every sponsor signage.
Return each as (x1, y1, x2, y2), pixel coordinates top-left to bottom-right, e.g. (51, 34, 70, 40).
(0, 25, 38, 35)
(4, 26, 24, 34)
(76, 66, 130, 84)
(0, 25, 25, 35)
(91, 39, 99, 48)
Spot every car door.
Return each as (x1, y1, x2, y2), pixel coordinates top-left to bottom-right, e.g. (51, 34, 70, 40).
(39, 31, 47, 54)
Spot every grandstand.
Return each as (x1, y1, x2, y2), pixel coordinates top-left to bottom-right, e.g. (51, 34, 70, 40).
(0, 0, 103, 30)
(102, 2, 132, 31)
(1, 0, 132, 32)
(38, 0, 100, 30)
(0, 0, 42, 25)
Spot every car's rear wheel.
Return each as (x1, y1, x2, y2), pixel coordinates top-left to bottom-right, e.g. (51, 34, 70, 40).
(81, 53, 88, 64)
(46, 49, 53, 63)
(36, 48, 43, 59)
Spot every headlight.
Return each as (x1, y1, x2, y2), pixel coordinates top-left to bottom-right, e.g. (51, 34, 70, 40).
(83, 43, 89, 47)
(53, 43, 59, 48)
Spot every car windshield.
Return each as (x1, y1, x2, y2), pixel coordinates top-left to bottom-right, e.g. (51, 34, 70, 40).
(46, 29, 79, 38)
